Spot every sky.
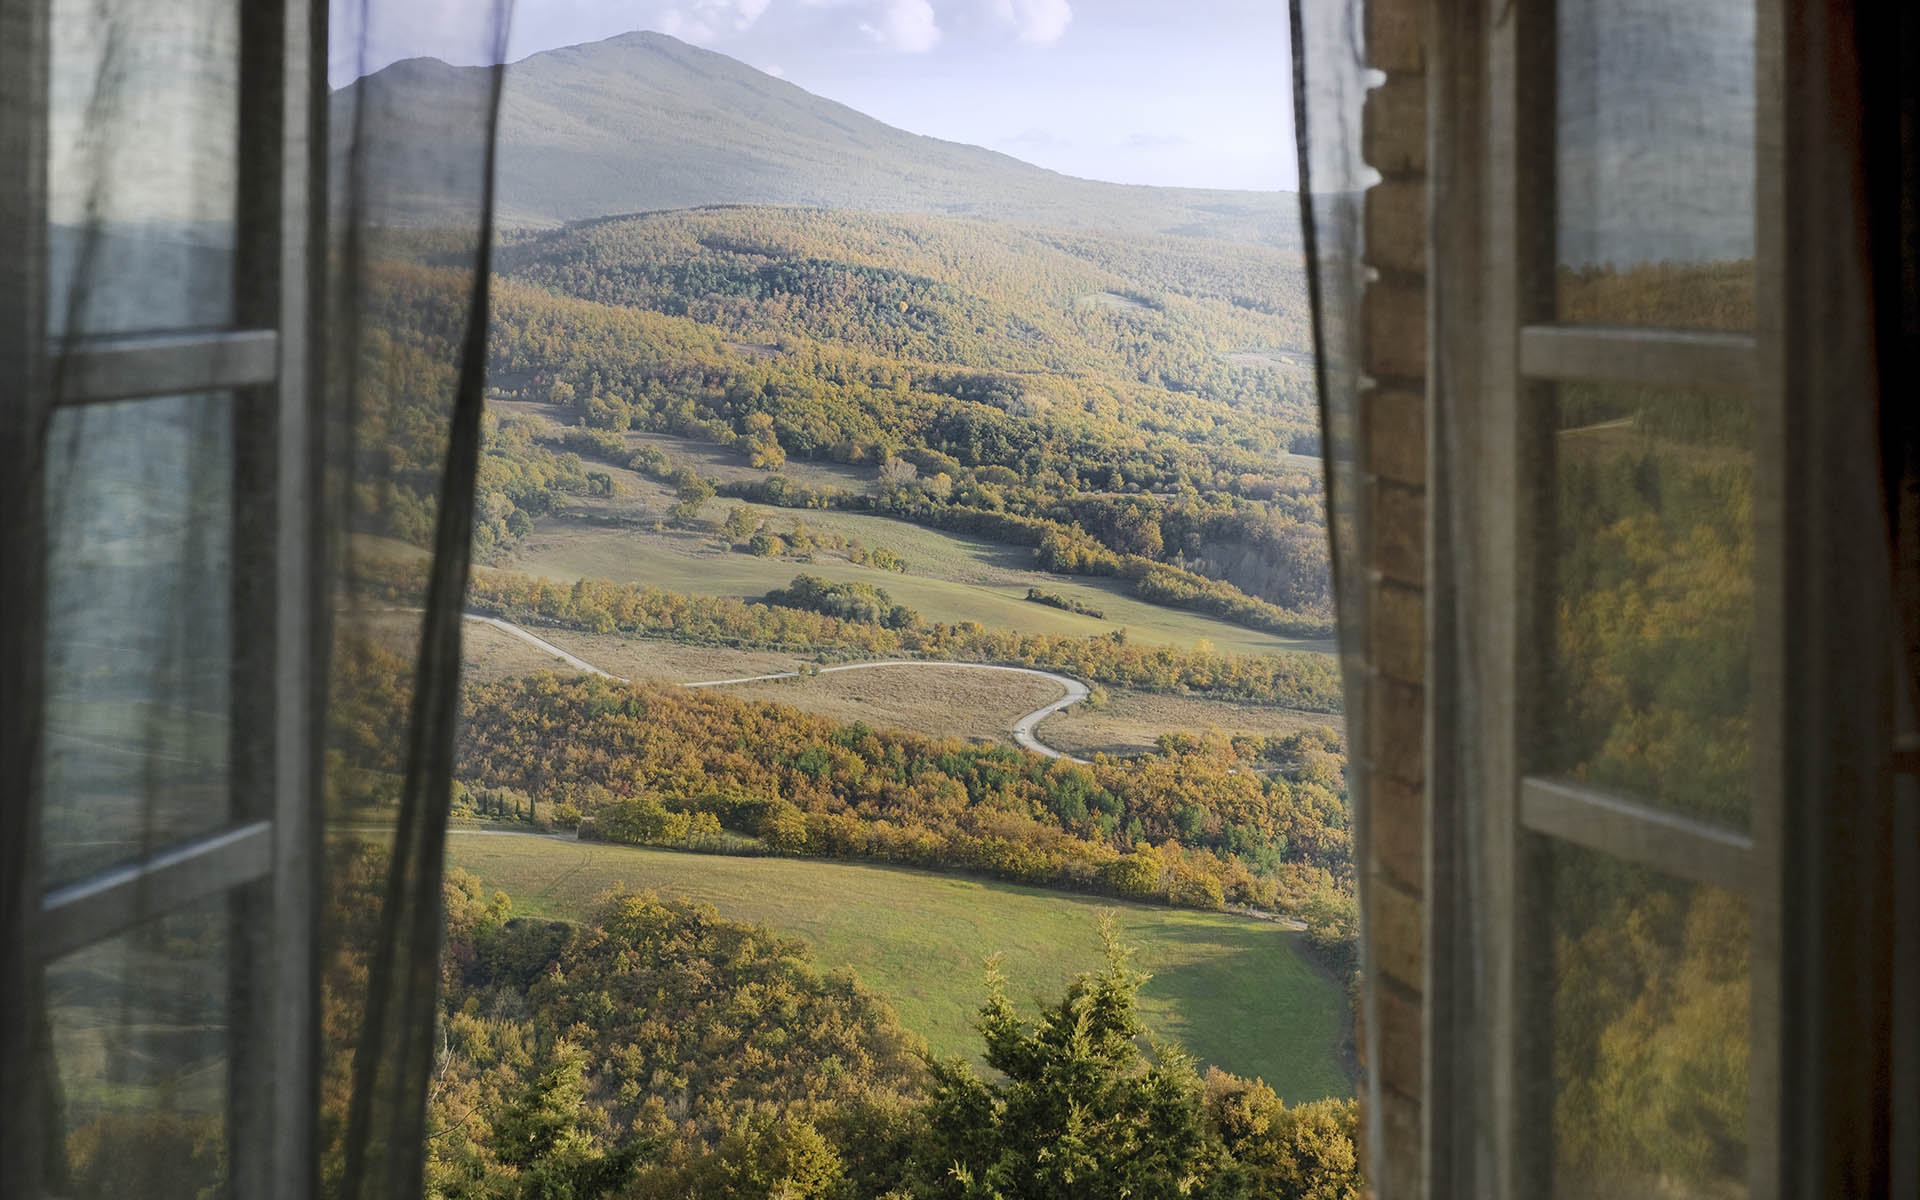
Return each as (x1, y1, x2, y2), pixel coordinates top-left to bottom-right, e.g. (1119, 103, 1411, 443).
(333, 0, 1299, 191)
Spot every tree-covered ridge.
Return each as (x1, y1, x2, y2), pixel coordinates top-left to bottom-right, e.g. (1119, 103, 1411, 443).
(446, 669, 1352, 925)
(495, 206, 1311, 387)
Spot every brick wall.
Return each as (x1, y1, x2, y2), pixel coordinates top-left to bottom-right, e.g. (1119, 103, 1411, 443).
(1359, 0, 1427, 1195)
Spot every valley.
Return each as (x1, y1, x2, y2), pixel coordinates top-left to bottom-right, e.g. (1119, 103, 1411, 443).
(331, 26, 1358, 1195)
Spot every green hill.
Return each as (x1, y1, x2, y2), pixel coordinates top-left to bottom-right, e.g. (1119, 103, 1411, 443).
(337, 30, 1302, 241)
(446, 832, 1352, 1101)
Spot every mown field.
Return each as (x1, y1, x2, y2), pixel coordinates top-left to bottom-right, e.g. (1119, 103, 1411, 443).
(445, 833, 1352, 1102)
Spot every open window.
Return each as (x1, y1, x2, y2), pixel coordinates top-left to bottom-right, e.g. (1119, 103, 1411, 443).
(1428, 1, 1914, 1195)
(0, 1, 319, 1194)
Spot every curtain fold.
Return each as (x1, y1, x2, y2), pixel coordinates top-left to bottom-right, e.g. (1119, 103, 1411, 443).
(324, 4, 513, 1198)
(1288, 0, 1379, 1182)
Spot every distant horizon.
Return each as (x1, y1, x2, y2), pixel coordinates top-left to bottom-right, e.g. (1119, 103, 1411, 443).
(329, 1, 1299, 192)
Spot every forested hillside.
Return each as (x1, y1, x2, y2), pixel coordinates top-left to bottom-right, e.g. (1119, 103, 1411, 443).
(358, 198, 1334, 626)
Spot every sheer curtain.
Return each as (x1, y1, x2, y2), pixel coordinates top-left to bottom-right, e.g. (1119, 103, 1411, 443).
(0, 2, 514, 1198)
(1289, 0, 1378, 1179)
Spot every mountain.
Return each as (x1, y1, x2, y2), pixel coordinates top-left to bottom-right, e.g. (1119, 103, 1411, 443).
(336, 31, 1299, 244)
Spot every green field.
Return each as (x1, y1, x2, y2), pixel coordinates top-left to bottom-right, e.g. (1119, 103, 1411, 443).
(513, 511, 1334, 659)
(446, 832, 1351, 1102)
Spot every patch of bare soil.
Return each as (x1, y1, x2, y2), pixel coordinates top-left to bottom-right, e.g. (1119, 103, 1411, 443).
(713, 665, 1064, 746)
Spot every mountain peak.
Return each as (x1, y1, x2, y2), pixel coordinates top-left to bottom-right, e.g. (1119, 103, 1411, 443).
(341, 32, 1297, 245)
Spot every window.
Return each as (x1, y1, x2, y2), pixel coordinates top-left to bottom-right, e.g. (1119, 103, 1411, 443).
(1431, 1, 1915, 1196)
(1, 1, 318, 1195)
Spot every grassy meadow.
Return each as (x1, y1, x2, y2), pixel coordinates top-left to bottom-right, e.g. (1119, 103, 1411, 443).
(513, 510, 1333, 659)
(446, 833, 1352, 1102)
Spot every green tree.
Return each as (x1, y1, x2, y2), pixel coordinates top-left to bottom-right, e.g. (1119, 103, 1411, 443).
(910, 921, 1245, 1199)
(759, 799, 810, 854)
(682, 1114, 845, 1200)
(669, 473, 716, 527)
(489, 1047, 641, 1200)
(721, 504, 764, 543)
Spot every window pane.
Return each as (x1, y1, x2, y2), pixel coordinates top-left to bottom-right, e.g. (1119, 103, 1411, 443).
(1538, 385, 1751, 829)
(48, 0, 239, 337)
(41, 394, 234, 888)
(1546, 840, 1748, 1198)
(1555, 0, 1754, 330)
(43, 894, 231, 1200)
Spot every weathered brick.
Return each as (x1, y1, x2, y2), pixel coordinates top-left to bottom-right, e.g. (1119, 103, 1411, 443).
(1374, 482, 1424, 588)
(1372, 772, 1424, 892)
(1370, 875, 1424, 990)
(1362, 75, 1426, 177)
(1377, 1085, 1424, 1198)
(1370, 579, 1424, 687)
(1366, 0, 1425, 75)
(1375, 978, 1424, 1102)
(1364, 278, 1427, 382)
(1366, 386, 1426, 488)
(1366, 178, 1427, 275)
(1369, 676, 1424, 788)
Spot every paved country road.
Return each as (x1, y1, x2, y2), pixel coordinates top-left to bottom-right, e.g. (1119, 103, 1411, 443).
(464, 613, 1092, 763)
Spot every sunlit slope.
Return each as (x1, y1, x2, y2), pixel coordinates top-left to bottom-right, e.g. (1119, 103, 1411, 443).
(497, 205, 1313, 391)
(448, 834, 1352, 1102)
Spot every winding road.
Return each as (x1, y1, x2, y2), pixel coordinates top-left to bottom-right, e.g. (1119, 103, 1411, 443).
(464, 613, 1092, 762)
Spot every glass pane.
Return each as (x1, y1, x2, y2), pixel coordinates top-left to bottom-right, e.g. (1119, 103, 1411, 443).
(43, 894, 231, 1200)
(48, 0, 240, 337)
(1539, 384, 1751, 829)
(1555, 0, 1755, 330)
(41, 394, 235, 888)
(1546, 840, 1748, 1198)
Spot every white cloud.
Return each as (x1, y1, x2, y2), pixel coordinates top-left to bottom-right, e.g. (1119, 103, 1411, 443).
(1007, 128, 1068, 148)
(1120, 131, 1191, 150)
(658, 0, 773, 44)
(859, 0, 942, 52)
(988, 0, 1070, 46)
